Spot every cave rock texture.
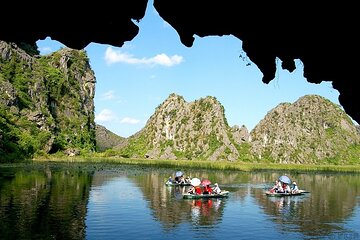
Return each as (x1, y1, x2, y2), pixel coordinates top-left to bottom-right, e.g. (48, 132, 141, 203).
(1, 0, 358, 125)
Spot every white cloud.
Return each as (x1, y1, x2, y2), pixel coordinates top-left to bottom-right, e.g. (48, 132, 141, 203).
(101, 90, 116, 100)
(95, 109, 116, 122)
(104, 47, 183, 67)
(120, 117, 140, 124)
(39, 46, 52, 55)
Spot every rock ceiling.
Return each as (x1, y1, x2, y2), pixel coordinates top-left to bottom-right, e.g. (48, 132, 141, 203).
(1, 0, 358, 125)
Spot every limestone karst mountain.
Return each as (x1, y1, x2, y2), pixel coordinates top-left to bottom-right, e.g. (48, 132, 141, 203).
(95, 124, 125, 152)
(1, 39, 359, 164)
(114, 93, 250, 161)
(113, 93, 360, 164)
(0, 41, 96, 161)
(249, 95, 360, 164)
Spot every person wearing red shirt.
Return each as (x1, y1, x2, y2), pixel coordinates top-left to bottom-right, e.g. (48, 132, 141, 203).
(195, 186, 202, 194)
(203, 185, 212, 194)
(188, 185, 202, 194)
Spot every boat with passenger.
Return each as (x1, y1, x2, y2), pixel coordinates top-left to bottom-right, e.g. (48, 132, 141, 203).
(183, 190, 230, 199)
(165, 170, 192, 186)
(266, 175, 309, 197)
(265, 189, 308, 197)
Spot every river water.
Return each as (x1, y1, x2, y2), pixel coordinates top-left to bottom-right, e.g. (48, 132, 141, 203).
(0, 163, 359, 239)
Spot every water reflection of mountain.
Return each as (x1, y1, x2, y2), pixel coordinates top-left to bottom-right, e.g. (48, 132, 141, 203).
(253, 173, 360, 238)
(0, 164, 93, 240)
(131, 172, 227, 229)
(89, 164, 153, 187)
(130, 169, 360, 237)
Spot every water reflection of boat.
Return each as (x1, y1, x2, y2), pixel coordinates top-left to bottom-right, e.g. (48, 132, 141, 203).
(183, 190, 230, 199)
(190, 198, 225, 223)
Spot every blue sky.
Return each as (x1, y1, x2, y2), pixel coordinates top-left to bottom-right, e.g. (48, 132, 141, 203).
(36, 1, 341, 138)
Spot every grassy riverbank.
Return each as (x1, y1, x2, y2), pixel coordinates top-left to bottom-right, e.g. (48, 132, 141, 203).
(32, 156, 360, 173)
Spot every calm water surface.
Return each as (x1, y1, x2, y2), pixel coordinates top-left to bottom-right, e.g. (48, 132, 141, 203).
(0, 163, 359, 239)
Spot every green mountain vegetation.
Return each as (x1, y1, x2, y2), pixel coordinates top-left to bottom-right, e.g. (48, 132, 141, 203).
(1, 40, 359, 165)
(0, 41, 96, 162)
(95, 124, 125, 152)
(111, 93, 250, 161)
(110, 94, 360, 164)
(250, 95, 360, 164)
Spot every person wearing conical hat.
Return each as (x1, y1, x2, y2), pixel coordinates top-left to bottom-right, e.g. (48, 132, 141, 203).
(212, 183, 221, 194)
(291, 181, 299, 194)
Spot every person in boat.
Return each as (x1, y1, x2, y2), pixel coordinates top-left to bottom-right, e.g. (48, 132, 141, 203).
(212, 183, 221, 194)
(166, 176, 173, 184)
(279, 182, 290, 193)
(179, 175, 186, 184)
(271, 180, 284, 193)
(283, 183, 291, 193)
(203, 184, 213, 194)
(188, 185, 202, 195)
(291, 181, 299, 194)
(270, 180, 280, 193)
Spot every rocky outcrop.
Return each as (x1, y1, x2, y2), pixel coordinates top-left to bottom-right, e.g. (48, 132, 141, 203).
(250, 95, 360, 164)
(0, 41, 96, 161)
(113, 93, 360, 164)
(95, 124, 125, 152)
(115, 93, 249, 161)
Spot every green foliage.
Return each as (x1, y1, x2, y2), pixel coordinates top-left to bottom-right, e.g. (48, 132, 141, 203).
(181, 116, 189, 125)
(184, 150, 193, 160)
(0, 54, 33, 109)
(198, 98, 212, 111)
(0, 106, 34, 162)
(163, 140, 174, 147)
(345, 144, 360, 164)
(168, 109, 177, 118)
(102, 149, 120, 157)
(208, 133, 221, 155)
(236, 143, 254, 162)
(117, 134, 148, 158)
(318, 144, 360, 165)
(173, 150, 186, 159)
(325, 127, 335, 136)
(0, 42, 96, 162)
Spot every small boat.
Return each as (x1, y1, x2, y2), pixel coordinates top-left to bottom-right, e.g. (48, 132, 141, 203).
(182, 190, 230, 199)
(265, 190, 309, 197)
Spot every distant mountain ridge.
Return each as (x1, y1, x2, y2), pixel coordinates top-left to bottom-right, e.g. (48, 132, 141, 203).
(95, 124, 125, 152)
(112, 93, 360, 164)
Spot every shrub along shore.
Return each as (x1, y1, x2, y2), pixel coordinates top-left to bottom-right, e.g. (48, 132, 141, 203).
(32, 156, 360, 173)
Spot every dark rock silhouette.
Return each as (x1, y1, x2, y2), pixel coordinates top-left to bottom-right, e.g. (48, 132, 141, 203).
(1, 0, 358, 125)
